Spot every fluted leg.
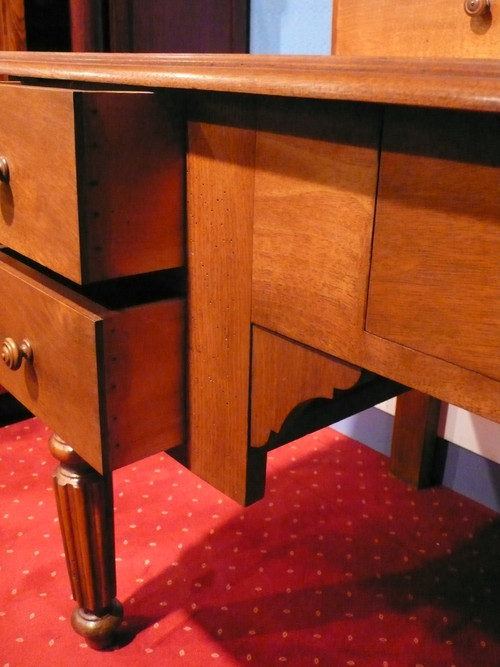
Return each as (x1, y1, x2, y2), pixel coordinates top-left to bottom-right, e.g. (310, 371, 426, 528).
(49, 433, 123, 650)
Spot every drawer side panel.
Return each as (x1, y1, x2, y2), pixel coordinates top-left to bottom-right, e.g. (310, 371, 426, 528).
(76, 91, 185, 282)
(102, 298, 185, 470)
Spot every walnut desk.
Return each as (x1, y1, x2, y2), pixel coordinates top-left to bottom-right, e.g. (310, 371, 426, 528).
(0, 53, 498, 648)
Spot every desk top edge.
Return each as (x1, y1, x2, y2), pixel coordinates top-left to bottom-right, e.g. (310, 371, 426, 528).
(0, 52, 499, 112)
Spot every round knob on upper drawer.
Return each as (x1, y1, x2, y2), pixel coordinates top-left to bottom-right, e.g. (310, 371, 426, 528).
(464, 0, 490, 16)
(1, 337, 33, 371)
(0, 156, 9, 185)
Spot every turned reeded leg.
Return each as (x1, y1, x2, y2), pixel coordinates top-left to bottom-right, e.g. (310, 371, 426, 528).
(49, 433, 123, 650)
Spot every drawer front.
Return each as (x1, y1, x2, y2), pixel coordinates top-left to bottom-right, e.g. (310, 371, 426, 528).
(0, 252, 185, 472)
(367, 107, 500, 381)
(334, 0, 500, 58)
(0, 84, 184, 284)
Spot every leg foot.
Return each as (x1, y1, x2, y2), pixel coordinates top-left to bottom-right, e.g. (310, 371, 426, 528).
(71, 598, 123, 650)
(390, 391, 441, 487)
(49, 433, 122, 649)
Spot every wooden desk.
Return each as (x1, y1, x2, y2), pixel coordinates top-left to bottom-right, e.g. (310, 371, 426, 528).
(0, 53, 498, 648)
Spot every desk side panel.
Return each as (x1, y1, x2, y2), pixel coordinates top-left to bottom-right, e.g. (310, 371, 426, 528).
(252, 99, 381, 362)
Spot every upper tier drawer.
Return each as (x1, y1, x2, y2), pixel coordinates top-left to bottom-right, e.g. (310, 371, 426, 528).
(0, 84, 184, 284)
(0, 251, 185, 473)
(333, 0, 499, 58)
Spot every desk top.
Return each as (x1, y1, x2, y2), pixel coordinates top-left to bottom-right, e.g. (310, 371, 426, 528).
(0, 52, 499, 112)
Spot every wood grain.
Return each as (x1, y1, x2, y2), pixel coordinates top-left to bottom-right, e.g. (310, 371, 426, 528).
(0, 53, 499, 113)
(0, 252, 184, 473)
(69, 0, 106, 51)
(102, 299, 185, 471)
(251, 327, 362, 447)
(186, 98, 255, 504)
(0, 85, 81, 279)
(331, 8, 498, 483)
(0, 85, 184, 283)
(0, 0, 25, 51)
(49, 434, 122, 650)
(252, 98, 380, 362)
(77, 90, 184, 282)
(333, 0, 500, 58)
(109, 0, 248, 53)
(0, 253, 103, 469)
(367, 107, 500, 381)
(0, 52, 497, 474)
(359, 331, 499, 423)
(390, 391, 442, 488)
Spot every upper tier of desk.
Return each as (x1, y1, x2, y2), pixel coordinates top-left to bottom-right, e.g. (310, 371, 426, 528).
(0, 52, 499, 112)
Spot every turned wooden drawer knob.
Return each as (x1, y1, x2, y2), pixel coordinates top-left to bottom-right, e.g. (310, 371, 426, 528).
(1, 337, 33, 370)
(464, 0, 490, 16)
(0, 156, 9, 184)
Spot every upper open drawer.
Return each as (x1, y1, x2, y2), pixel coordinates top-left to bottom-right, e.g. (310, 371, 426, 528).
(0, 84, 184, 284)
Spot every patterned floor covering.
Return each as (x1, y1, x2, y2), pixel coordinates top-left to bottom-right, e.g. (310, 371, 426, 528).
(1, 418, 499, 666)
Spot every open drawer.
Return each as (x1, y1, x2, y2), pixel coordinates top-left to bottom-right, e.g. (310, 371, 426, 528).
(0, 84, 184, 284)
(0, 251, 185, 472)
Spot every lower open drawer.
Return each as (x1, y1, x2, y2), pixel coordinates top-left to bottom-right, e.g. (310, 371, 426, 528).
(0, 251, 185, 473)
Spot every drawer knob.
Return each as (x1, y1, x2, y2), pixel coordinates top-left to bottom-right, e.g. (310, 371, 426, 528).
(0, 156, 9, 185)
(1, 337, 33, 371)
(464, 0, 490, 16)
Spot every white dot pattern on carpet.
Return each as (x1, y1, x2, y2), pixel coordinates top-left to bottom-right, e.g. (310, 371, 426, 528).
(1, 418, 499, 666)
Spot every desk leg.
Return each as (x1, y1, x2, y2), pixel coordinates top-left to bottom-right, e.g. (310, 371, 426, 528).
(390, 391, 441, 488)
(49, 434, 123, 649)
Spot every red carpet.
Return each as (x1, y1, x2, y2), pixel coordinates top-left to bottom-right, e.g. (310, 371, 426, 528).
(1, 418, 500, 666)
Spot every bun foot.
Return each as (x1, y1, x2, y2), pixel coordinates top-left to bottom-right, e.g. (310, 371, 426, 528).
(71, 598, 124, 650)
